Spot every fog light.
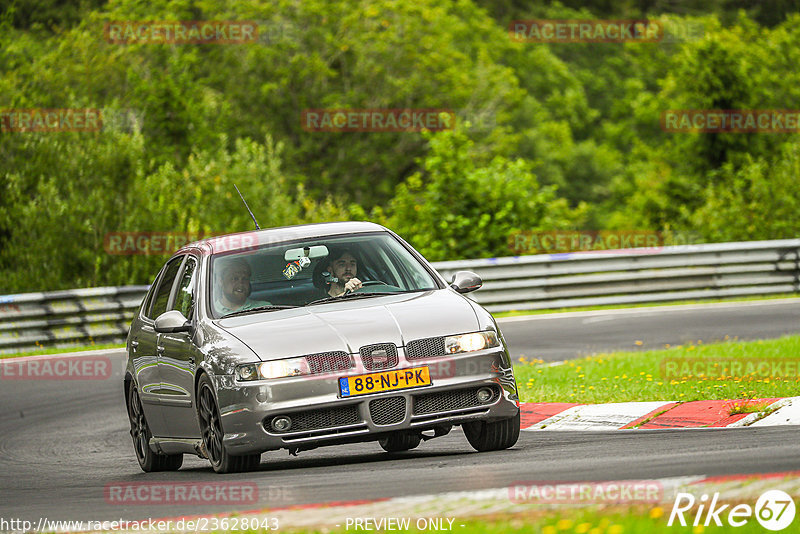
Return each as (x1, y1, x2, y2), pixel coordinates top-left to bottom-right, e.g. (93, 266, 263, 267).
(476, 388, 494, 404)
(271, 416, 292, 432)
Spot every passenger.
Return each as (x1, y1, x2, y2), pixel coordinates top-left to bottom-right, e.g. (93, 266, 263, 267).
(214, 257, 270, 315)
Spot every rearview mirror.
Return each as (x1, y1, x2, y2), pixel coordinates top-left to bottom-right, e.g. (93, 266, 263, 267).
(154, 310, 193, 334)
(284, 245, 329, 261)
(450, 271, 482, 294)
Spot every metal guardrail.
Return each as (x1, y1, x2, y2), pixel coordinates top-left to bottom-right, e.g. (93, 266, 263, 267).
(1, 239, 798, 353)
(435, 239, 800, 312)
(0, 286, 148, 354)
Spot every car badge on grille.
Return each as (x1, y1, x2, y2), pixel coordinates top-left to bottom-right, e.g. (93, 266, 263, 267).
(370, 348, 389, 365)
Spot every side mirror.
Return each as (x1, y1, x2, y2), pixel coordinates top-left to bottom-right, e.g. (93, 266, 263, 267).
(450, 271, 482, 294)
(154, 310, 193, 334)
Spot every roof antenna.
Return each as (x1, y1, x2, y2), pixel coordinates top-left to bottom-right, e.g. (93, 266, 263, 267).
(234, 184, 260, 230)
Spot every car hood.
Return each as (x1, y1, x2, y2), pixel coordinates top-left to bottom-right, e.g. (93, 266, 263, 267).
(215, 290, 480, 361)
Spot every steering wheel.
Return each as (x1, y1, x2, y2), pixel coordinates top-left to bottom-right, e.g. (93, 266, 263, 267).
(360, 280, 387, 287)
(343, 280, 388, 296)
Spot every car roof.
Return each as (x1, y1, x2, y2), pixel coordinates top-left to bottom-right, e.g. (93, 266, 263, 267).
(177, 221, 389, 256)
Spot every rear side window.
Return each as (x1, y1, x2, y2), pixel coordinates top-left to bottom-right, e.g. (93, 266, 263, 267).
(171, 257, 197, 319)
(150, 256, 185, 319)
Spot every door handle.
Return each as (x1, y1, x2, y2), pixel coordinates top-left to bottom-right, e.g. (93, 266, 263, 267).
(130, 340, 139, 353)
(157, 345, 165, 354)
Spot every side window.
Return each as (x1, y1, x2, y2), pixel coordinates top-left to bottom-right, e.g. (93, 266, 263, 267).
(171, 257, 197, 319)
(150, 256, 185, 319)
(140, 272, 161, 320)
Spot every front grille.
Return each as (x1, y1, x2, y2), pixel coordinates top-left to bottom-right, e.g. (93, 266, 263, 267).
(369, 396, 406, 425)
(413, 386, 499, 416)
(266, 405, 360, 433)
(305, 351, 353, 374)
(405, 336, 446, 360)
(360, 343, 398, 371)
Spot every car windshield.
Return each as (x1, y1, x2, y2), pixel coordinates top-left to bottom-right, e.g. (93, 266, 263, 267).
(209, 232, 439, 318)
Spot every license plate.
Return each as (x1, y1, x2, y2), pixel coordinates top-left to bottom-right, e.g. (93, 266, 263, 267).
(339, 367, 432, 397)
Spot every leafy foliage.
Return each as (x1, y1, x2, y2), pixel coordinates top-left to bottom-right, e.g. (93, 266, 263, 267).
(1, 0, 798, 292)
(383, 129, 586, 260)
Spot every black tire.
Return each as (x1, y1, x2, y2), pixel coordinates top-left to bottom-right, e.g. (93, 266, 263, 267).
(127, 383, 183, 472)
(197, 374, 261, 473)
(462, 412, 520, 452)
(379, 432, 422, 452)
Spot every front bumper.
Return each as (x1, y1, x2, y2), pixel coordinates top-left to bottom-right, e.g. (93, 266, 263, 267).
(215, 347, 519, 455)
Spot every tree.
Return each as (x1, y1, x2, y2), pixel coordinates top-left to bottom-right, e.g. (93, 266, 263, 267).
(383, 128, 585, 261)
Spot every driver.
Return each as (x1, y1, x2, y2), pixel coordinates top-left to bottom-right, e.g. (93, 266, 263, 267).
(324, 248, 363, 297)
(214, 257, 270, 315)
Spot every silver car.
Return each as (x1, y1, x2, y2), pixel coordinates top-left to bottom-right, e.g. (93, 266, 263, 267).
(124, 222, 520, 473)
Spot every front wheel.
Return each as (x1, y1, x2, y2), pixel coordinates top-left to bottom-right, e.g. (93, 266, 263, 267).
(127, 383, 183, 472)
(197, 374, 261, 473)
(462, 412, 520, 452)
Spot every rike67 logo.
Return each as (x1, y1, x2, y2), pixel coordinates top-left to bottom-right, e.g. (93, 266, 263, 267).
(668, 490, 796, 531)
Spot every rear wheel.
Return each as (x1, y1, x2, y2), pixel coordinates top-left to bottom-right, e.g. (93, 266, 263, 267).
(379, 432, 422, 452)
(197, 374, 261, 473)
(127, 383, 183, 472)
(463, 412, 520, 452)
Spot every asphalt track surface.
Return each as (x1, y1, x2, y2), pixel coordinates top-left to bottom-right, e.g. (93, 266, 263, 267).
(2, 299, 800, 523)
(498, 298, 800, 361)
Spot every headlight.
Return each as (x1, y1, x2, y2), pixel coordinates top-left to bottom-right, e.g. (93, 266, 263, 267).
(259, 358, 310, 379)
(444, 331, 499, 354)
(235, 358, 311, 381)
(235, 363, 259, 381)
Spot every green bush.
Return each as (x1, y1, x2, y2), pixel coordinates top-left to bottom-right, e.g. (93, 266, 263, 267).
(383, 128, 586, 261)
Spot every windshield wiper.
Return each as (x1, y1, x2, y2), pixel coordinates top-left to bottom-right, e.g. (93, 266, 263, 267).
(306, 292, 391, 306)
(221, 305, 298, 318)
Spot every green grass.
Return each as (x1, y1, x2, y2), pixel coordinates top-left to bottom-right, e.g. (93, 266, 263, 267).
(514, 335, 800, 404)
(0, 342, 125, 359)
(288, 505, 772, 533)
(727, 400, 772, 415)
(492, 293, 800, 318)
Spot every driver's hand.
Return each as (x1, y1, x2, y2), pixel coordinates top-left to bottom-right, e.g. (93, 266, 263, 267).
(344, 277, 362, 293)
